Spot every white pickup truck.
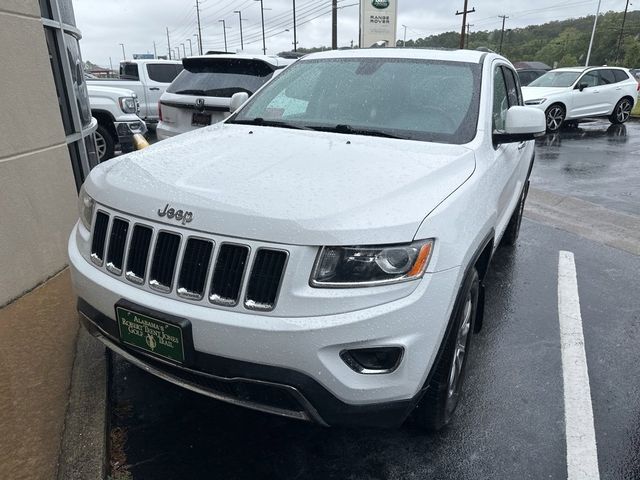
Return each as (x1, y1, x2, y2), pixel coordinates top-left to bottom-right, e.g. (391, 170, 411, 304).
(87, 59, 183, 125)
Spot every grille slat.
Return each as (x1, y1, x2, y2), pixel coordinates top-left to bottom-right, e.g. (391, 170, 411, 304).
(245, 249, 287, 311)
(125, 225, 152, 284)
(90, 211, 110, 266)
(177, 238, 214, 300)
(106, 219, 129, 275)
(149, 232, 181, 292)
(209, 244, 249, 306)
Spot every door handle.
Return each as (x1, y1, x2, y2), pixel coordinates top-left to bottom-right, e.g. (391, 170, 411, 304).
(616, 87, 622, 90)
(517, 142, 526, 151)
(149, 87, 160, 91)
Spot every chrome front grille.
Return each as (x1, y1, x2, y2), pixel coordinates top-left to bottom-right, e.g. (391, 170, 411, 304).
(89, 209, 288, 312)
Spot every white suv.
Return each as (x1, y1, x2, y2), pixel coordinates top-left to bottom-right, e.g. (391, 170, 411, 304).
(156, 54, 293, 140)
(522, 66, 638, 132)
(69, 49, 545, 430)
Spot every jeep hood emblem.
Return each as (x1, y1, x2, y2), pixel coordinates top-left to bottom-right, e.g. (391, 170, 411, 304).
(157, 204, 193, 225)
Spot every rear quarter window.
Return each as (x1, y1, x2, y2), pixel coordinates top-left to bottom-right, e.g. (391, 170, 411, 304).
(147, 63, 184, 83)
(121, 63, 139, 80)
(613, 69, 630, 83)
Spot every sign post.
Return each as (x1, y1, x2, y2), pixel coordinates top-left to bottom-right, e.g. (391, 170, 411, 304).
(359, 0, 398, 48)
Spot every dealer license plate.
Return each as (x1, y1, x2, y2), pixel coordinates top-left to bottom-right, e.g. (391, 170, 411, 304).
(116, 306, 185, 363)
(192, 112, 211, 126)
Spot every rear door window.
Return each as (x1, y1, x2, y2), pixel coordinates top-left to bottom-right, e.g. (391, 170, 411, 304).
(146, 63, 184, 83)
(167, 58, 275, 98)
(598, 69, 616, 85)
(121, 63, 139, 80)
(613, 69, 630, 83)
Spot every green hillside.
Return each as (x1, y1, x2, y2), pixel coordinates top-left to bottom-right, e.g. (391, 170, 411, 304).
(400, 10, 640, 68)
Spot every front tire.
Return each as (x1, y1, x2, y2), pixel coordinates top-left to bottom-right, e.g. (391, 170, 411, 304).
(545, 104, 565, 133)
(95, 124, 115, 162)
(609, 98, 633, 125)
(412, 268, 480, 431)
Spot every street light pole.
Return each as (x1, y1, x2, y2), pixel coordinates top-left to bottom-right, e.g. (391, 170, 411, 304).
(402, 24, 407, 47)
(234, 10, 244, 51)
(187, 38, 193, 56)
(119, 43, 126, 60)
(585, 0, 602, 66)
(193, 34, 200, 55)
(292, 0, 297, 51)
(219, 20, 228, 52)
(254, 0, 266, 54)
(181, 43, 186, 57)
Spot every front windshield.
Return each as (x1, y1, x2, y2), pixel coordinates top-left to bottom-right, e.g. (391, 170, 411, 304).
(230, 57, 481, 144)
(528, 71, 580, 88)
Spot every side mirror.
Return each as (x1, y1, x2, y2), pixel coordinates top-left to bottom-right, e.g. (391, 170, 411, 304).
(493, 106, 546, 144)
(576, 82, 588, 92)
(229, 92, 249, 112)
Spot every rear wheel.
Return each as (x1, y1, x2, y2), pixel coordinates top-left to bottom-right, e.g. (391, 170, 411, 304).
(95, 124, 115, 162)
(609, 98, 633, 124)
(412, 268, 479, 431)
(545, 104, 565, 133)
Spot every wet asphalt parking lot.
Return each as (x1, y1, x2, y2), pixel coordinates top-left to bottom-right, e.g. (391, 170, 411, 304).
(107, 120, 640, 480)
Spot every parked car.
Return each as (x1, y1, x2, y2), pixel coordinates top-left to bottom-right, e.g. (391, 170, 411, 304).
(87, 59, 183, 125)
(69, 48, 545, 431)
(513, 61, 551, 86)
(522, 66, 639, 132)
(156, 54, 293, 140)
(86, 82, 147, 162)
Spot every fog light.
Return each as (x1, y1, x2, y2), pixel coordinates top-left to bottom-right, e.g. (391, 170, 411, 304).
(340, 347, 403, 374)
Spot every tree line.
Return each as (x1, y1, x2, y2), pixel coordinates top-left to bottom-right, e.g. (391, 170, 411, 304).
(399, 10, 640, 68)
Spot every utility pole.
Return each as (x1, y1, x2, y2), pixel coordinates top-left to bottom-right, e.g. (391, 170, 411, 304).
(332, 0, 337, 49)
(615, 0, 630, 65)
(292, 0, 298, 51)
(255, 0, 266, 54)
(196, 0, 203, 54)
(153, 41, 157, 58)
(193, 34, 200, 55)
(402, 24, 407, 47)
(166, 27, 172, 60)
(109, 57, 113, 75)
(219, 20, 228, 52)
(585, 0, 602, 66)
(456, 0, 475, 50)
(119, 43, 126, 60)
(466, 23, 473, 49)
(187, 38, 193, 56)
(234, 10, 244, 50)
(498, 15, 508, 54)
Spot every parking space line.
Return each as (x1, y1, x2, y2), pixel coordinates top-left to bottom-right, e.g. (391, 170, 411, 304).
(558, 251, 600, 480)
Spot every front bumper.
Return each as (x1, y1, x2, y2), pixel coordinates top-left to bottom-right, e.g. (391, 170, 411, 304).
(69, 225, 462, 427)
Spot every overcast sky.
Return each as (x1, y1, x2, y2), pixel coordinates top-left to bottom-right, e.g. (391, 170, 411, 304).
(73, 0, 634, 67)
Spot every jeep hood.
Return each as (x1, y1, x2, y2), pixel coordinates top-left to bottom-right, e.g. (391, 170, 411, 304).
(86, 124, 475, 245)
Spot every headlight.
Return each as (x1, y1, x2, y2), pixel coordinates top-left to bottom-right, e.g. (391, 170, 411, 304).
(78, 184, 94, 231)
(119, 96, 138, 113)
(525, 98, 547, 105)
(310, 240, 434, 287)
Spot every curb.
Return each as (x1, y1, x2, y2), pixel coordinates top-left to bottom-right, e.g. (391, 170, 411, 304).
(57, 326, 108, 480)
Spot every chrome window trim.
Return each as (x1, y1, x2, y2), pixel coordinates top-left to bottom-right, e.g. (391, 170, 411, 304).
(243, 247, 290, 312)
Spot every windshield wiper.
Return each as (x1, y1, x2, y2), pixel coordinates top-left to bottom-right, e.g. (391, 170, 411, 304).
(310, 124, 403, 139)
(172, 89, 208, 95)
(228, 118, 313, 130)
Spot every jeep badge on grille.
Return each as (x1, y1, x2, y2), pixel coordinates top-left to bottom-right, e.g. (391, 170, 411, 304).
(157, 204, 193, 225)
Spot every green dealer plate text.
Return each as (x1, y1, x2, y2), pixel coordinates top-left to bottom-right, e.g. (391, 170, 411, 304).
(116, 307, 185, 363)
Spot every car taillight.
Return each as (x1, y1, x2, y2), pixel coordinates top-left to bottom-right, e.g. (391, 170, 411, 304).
(158, 101, 163, 121)
(636, 82, 639, 92)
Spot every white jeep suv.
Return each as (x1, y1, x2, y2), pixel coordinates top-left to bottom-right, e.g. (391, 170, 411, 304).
(69, 49, 545, 430)
(522, 66, 638, 132)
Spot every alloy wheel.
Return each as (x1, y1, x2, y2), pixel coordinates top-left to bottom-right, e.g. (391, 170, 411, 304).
(546, 106, 564, 131)
(447, 297, 472, 398)
(616, 100, 632, 123)
(95, 130, 107, 160)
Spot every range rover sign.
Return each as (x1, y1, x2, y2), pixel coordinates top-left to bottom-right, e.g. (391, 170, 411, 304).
(360, 0, 397, 47)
